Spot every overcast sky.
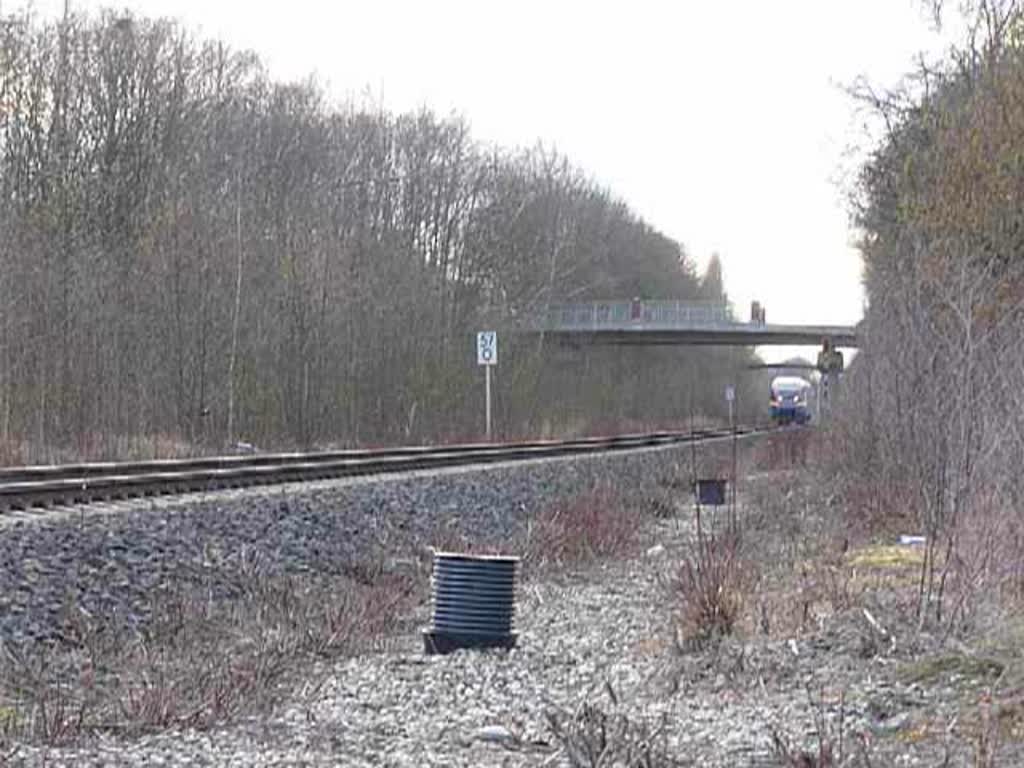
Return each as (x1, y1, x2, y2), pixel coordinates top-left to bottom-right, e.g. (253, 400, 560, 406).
(18, 1, 959, 360)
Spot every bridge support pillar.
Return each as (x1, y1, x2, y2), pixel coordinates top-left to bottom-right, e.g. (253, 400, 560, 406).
(816, 338, 844, 423)
(819, 370, 840, 422)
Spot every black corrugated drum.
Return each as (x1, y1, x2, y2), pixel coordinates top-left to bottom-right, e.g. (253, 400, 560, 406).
(423, 552, 518, 654)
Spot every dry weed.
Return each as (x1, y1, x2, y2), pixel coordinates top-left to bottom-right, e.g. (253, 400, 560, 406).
(526, 486, 643, 568)
(545, 682, 682, 767)
(769, 687, 868, 768)
(669, 526, 751, 650)
(0, 565, 419, 745)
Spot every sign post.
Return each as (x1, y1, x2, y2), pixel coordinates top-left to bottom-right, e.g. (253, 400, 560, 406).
(476, 331, 497, 440)
(724, 383, 738, 529)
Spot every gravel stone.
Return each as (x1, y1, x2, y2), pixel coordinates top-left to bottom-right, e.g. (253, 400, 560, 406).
(0, 446, 692, 648)
(6, 443, 1011, 766)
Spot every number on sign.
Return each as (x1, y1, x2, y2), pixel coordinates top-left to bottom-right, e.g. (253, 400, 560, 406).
(477, 331, 497, 366)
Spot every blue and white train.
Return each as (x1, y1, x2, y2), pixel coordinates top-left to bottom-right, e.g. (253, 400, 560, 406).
(769, 376, 812, 425)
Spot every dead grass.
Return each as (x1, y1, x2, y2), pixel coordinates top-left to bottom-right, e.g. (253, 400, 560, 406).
(525, 485, 645, 569)
(899, 654, 1005, 687)
(769, 687, 862, 768)
(752, 439, 1024, 763)
(427, 524, 518, 558)
(545, 682, 680, 768)
(0, 565, 421, 746)
(0, 432, 204, 466)
(578, 416, 719, 439)
(752, 554, 867, 640)
(847, 543, 925, 570)
(755, 430, 813, 471)
(740, 468, 884, 639)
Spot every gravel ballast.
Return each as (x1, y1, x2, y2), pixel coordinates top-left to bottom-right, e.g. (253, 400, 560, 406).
(0, 445, 693, 648)
(10, 510, 999, 767)
(4, 509, 796, 767)
(4, 440, 1013, 766)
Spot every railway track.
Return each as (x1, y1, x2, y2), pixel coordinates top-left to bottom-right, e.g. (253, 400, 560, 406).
(0, 425, 781, 513)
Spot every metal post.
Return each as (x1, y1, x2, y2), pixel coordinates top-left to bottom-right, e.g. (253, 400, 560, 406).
(820, 372, 836, 422)
(485, 364, 492, 441)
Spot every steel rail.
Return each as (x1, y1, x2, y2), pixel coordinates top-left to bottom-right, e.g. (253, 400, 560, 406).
(0, 425, 783, 512)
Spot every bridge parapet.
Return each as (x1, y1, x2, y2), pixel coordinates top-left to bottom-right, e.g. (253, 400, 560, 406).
(521, 300, 736, 332)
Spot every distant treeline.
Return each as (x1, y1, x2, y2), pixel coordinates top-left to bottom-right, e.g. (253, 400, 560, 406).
(0, 10, 756, 460)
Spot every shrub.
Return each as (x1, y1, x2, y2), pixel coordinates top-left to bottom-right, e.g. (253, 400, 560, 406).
(526, 486, 643, 568)
(669, 526, 751, 650)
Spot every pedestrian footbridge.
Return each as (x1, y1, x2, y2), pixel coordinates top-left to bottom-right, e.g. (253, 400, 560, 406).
(511, 301, 858, 347)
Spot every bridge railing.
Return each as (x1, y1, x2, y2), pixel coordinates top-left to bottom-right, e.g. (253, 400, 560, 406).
(522, 300, 736, 331)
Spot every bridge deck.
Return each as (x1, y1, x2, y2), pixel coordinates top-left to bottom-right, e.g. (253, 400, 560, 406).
(535, 325, 858, 347)
(510, 302, 858, 347)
